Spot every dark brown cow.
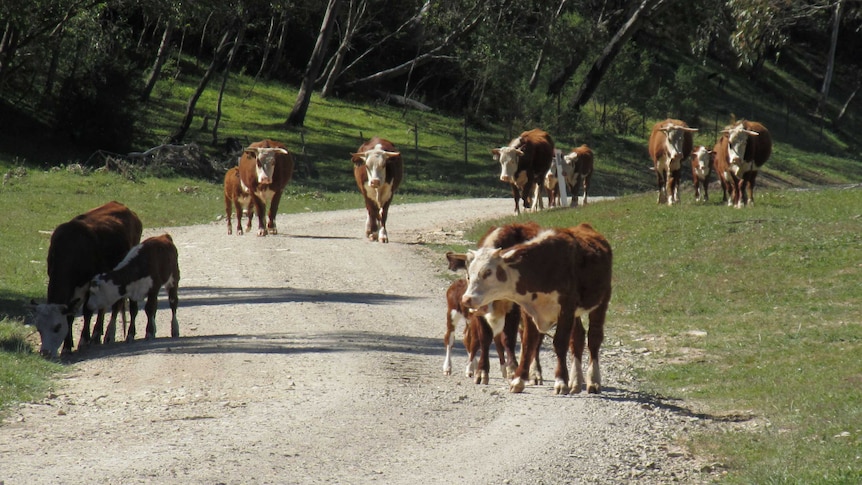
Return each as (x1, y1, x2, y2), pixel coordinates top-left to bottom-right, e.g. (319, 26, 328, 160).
(690, 145, 713, 202)
(648, 119, 697, 205)
(238, 139, 294, 236)
(29, 201, 142, 357)
(461, 223, 613, 395)
(562, 144, 595, 207)
(492, 129, 554, 215)
(87, 234, 180, 342)
(445, 222, 545, 386)
(223, 166, 253, 235)
(713, 120, 772, 208)
(351, 137, 403, 243)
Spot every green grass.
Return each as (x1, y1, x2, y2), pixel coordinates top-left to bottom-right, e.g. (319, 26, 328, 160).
(458, 187, 862, 483)
(0, 318, 63, 409)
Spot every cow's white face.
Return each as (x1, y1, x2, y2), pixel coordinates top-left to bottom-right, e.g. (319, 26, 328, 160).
(493, 146, 524, 183)
(249, 147, 288, 186)
(356, 144, 399, 189)
(29, 302, 75, 357)
(462, 248, 515, 310)
(562, 152, 579, 178)
(692, 146, 712, 178)
(544, 165, 558, 191)
(663, 126, 686, 167)
(726, 124, 757, 170)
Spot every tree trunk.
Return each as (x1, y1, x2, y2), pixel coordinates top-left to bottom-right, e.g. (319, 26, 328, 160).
(570, 0, 667, 112)
(287, 0, 343, 127)
(141, 20, 174, 103)
(268, 11, 289, 78)
(321, 0, 367, 98)
(816, 0, 845, 116)
(213, 23, 246, 144)
(170, 29, 231, 143)
(528, 0, 567, 92)
(243, 15, 276, 102)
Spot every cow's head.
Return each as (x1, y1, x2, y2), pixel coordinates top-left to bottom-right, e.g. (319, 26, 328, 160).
(352, 144, 400, 188)
(492, 146, 524, 183)
(660, 122, 698, 165)
(244, 147, 288, 186)
(87, 274, 122, 314)
(692, 146, 712, 174)
(544, 165, 558, 191)
(461, 247, 516, 310)
(723, 122, 759, 168)
(27, 299, 79, 358)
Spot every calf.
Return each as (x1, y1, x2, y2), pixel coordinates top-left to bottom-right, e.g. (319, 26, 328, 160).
(87, 234, 180, 342)
(223, 166, 253, 235)
(351, 137, 403, 243)
(461, 223, 613, 395)
(648, 119, 697, 205)
(30, 201, 142, 357)
(562, 144, 594, 207)
(492, 129, 554, 215)
(238, 139, 294, 236)
(543, 162, 561, 208)
(691, 145, 713, 202)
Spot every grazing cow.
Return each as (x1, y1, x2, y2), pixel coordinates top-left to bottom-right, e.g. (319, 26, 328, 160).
(648, 119, 697, 205)
(492, 129, 554, 215)
(445, 222, 546, 386)
(238, 139, 294, 236)
(29, 201, 142, 357)
(562, 144, 595, 207)
(351, 137, 403, 243)
(223, 166, 253, 235)
(691, 145, 713, 202)
(714, 120, 772, 208)
(461, 223, 613, 395)
(87, 234, 180, 342)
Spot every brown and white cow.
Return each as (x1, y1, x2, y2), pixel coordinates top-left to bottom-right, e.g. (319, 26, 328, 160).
(461, 223, 613, 395)
(445, 222, 546, 386)
(648, 119, 697, 205)
(29, 201, 142, 357)
(562, 144, 594, 207)
(543, 160, 562, 208)
(87, 233, 180, 342)
(223, 166, 253, 235)
(492, 129, 554, 215)
(238, 139, 294, 236)
(351, 137, 403, 243)
(691, 145, 713, 202)
(713, 120, 772, 208)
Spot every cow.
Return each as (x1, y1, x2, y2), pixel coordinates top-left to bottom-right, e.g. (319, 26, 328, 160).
(691, 145, 713, 202)
(562, 144, 595, 207)
(87, 233, 180, 342)
(223, 166, 253, 235)
(492, 128, 554, 215)
(544, 162, 561, 208)
(350, 137, 403, 243)
(648, 119, 697, 205)
(445, 222, 546, 386)
(461, 223, 613, 395)
(713, 120, 772, 208)
(29, 201, 142, 357)
(238, 139, 294, 236)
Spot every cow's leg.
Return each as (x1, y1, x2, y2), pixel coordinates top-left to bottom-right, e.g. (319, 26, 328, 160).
(552, 307, 574, 395)
(62, 315, 75, 355)
(233, 199, 244, 235)
(735, 177, 746, 209)
(500, 306, 520, 379)
(443, 307, 458, 376)
(363, 199, 379, 241)
(103, 300, 123, 344)
(252, 195, 268, 236)
(703, 178, 709, 202)
(492, 333, 506, 379)
(666, 169, 679, 206)
(475, 318, 492, 385)
(126, 300, 140, 343)
(225, 197, 234, 235)
(586, 302, 608, 394)
(531, 178, 544, 212)
(510, 318, 540, 393)
(656, 170, 667, 204)
(144, 291, 159, 340)
(378, 202, 391, 243)
(464, 319, 478, 378)
(530, 333, 544, 386)
(569, 317, 587, 394)
(745, 172, 757, 207)
(582, 174, 590, 205)
(168, 284, 179, 338)
(267, 190, 283, 235)
(510, 184, 522, 215)
(90, 310, 107, 345)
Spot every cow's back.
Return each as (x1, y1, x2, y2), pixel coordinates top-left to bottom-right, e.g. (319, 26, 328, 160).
(518, 129, 554, 175)
(572, 144, 594, 175)
(478, 222, 542, 249)
(742, 121, 772, 167)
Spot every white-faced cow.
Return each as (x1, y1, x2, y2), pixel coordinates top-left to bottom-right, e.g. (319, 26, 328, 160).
(445, 222, 546, 387)
(87, 233, 180, 342)
(714, 120, 772, 208)
(492, 129, 554, 215)
(648, 119, 697, 205)
(461, 223, 613, 395)
(351, 137, 403, 243)
(691, 145, 713, 202)
(30, 201, 142, 357)
(562, 144, 595, 207)
(544, 161, 562, 208)
(223, 166, 253, 235)
(238, 139, 294, 236)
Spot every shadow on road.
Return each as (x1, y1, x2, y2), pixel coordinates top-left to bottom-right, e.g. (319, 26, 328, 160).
(155, 285, 418, 308)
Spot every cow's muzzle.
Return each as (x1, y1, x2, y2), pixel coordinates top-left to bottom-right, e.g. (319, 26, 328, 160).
(500, 175, 511, 183)
(369, 179, 381, 188)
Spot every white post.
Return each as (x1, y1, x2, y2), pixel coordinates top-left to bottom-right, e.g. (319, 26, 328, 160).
(555, 149, 569, 207)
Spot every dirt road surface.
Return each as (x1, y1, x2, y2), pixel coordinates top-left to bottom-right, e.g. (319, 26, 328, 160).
(1, 198, 721, 484)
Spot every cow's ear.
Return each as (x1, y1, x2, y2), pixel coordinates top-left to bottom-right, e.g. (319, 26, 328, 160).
(350, 153, 364, 165)
(514, 149, 525, 156)
(500, 247, 522, 266)
(445, 251, 467, 271)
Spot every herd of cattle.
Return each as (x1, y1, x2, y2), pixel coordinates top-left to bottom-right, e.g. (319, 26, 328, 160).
(27, 119, 771, 395)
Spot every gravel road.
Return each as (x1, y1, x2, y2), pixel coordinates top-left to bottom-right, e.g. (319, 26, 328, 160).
(1, 198, 725, 484)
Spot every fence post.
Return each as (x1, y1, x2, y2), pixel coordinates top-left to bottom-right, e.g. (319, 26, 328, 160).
(463, 116, 468, 165)
(413, 122, 419, 166)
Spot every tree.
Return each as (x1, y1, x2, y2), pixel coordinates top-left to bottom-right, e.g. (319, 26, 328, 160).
(286, 0, 343, 127)
(816, 0, 846, 116)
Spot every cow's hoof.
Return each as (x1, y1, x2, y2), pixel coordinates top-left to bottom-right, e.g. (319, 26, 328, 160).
(568, 381, 582, 394)
(531, 372, 544, 386)
(257, 230, 267, 236)
(509, 378, 526, 393)
(554, 380, 570, 395)
(587, 383, 601, 394)
(444, 369, 452, 376)
(475, 371, 489, 385)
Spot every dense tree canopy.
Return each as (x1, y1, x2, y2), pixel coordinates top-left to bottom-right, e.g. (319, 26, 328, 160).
(1, 0, 859, 149)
